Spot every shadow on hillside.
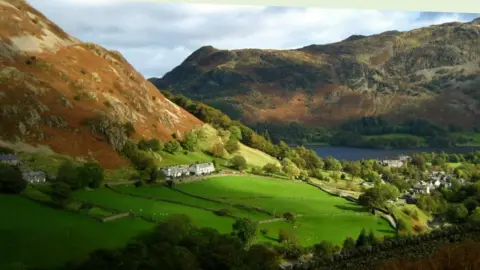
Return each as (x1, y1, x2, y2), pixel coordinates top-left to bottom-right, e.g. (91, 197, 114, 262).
(334, 203, 368, 213)
(263, 234, 280, 243)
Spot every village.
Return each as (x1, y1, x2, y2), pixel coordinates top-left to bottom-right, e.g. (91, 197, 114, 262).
(372, 154, 464, 204)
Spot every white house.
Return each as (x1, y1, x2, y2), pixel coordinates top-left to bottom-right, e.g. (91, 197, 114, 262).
(22, 171, 46, 184)
(188, 162, 215, 176)
(161, 165, 190, 179)
(412, 182, 434, 194)
(0, 154, 20, 166)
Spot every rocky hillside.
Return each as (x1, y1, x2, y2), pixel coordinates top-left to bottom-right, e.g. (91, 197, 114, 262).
(151, 18, 480, 129)
(0, 0, 203, 169)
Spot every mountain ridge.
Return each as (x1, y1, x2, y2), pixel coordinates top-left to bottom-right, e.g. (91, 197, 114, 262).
(0, 0, 203, 169)
(150, 17, 480, 131)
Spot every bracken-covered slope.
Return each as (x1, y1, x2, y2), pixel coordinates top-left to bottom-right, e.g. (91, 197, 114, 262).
(151, 18, 480, 129)
(0, 0, 203, 169)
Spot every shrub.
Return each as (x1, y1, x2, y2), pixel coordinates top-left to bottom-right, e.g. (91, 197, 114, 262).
(260, 228, 269, 235)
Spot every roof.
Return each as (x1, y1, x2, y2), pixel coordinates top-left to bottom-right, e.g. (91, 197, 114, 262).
(22, 171, 46, 176)
(0, 154, 18, 161)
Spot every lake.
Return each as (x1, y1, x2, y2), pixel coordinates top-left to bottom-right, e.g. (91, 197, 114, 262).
(306, 146, 480, 161)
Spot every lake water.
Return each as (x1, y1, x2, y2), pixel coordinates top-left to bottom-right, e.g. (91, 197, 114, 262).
(306, 146, 480, 161)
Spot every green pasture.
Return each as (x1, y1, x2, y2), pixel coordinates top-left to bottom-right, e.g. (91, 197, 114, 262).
(0, 195, 153, 270)
(176, 176, 395, 245)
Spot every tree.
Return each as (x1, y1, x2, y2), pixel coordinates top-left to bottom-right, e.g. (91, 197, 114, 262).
(447, 204, 469, 223)
(342, 237, 356, 252)
(245, 244, 279, 270)
(391, 175, 410, 192)
(211, 143, 225, 157)
(313, 240, 335, 259)
(262, 163, 280, 176)
(231, 218, 257, 246)
(324, 157, 342, 171)
(181, 132, 198, 152)
(411, 154, 426, 170)
(77, 162, 104, 188)
(0, 164, 27, 194)
(278, 229, 297, 244)
(344, 162, 362, 177)
(362, 169, 381, 183)
(358, 184, 399, 209)
(123, 122, 136, 137)
(355, 228, 368, 247)
(463, 198, 478, 214)
(397, 219, 408, 231)
(367, 230, 378, 245)
(164, 141, 182, 154)
(231, 155, 247, 170)
(57, 160, 82, 190)
(225, 138, 240, 153)
(283, 212, 295, 224)
(229, 126, 242, 141)
(468, 208, 480, 226)
(138, 138, 163, 152)
(51, 182, 72, 207)
(281, 158, 301, 179)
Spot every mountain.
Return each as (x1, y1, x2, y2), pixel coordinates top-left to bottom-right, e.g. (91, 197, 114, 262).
(0, 0, 203, 169)
(150, 18, 480, 131)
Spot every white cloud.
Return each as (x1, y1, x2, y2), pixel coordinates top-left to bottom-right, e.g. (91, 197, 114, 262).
(27, 0, 479, 77)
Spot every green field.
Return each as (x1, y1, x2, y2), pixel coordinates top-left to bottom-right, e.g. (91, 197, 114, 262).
(174, 176, 395, 245)
(1, 175, 397, 269)
(73, 188, 236, 233)
(113, 185, 271, 221)
(0, 195, 154, 270)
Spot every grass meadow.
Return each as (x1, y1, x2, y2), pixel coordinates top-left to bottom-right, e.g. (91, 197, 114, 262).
(0, 195, 153, 270)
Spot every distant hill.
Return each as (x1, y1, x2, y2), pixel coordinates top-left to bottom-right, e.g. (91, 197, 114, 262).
(0, 0, 203, 169)
(150, 18, 480, 132)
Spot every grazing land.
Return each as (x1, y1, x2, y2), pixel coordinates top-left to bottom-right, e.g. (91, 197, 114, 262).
(0, 195, 153, 270)
(174, 176, 395, 245)
(0, 175, 395, 269)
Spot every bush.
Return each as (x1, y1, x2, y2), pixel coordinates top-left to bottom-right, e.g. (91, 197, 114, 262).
(134, 180, 144, 187)
(260, 228, 269, 235)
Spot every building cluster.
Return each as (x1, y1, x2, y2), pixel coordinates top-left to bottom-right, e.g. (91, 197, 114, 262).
(378, 155, 412, 168)
(0, 154, 47, 184)
(160, 162, 215, 180)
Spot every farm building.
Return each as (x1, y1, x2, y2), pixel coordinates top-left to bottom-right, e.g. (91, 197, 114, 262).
(0, 154, 20, 166)
(188, 162, 215, 176)
(161, 162, 216, 180)
(161, 165, 190, 179)
(22, 171, 47, 184)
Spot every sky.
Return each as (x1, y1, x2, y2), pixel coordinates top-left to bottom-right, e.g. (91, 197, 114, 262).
(27, 0, 480, 78)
